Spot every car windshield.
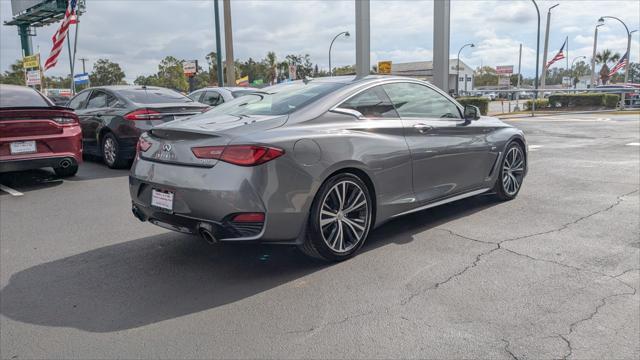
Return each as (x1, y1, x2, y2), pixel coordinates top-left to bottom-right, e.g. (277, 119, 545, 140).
(0, 86, 52, 108)
(208, 82, 345, 116)
(118, 88, 193, 104)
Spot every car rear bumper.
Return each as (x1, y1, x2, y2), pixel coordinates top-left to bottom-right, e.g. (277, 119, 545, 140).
(0, 125, 82, 172)
(0, 155, 79, 173)
(129, 157, 311, 243)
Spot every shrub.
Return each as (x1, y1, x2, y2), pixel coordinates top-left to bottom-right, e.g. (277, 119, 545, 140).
(548, 93, 606, 108)
(457, 97, 489, 115)
(603, 94, 620, 108)
(524, 99, 549, 110)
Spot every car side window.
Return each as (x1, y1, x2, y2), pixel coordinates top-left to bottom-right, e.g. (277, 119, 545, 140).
(383, 82, 461, 119)
(188, 91, 203, 102)
(85, 91, 108, 109)
(106, 94, 121, 108)
(202, 91, 223, 106)
(339, 86, 399, 119)
(67, 91, 90, 110)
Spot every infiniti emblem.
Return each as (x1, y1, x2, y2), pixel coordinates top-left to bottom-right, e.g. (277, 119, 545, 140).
(162, 144, 172, 152)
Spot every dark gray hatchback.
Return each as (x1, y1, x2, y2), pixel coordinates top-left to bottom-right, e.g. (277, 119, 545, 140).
(66, 86, 208, 168)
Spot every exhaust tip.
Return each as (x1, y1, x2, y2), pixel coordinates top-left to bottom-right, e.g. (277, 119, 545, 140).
(197, 223, 217, 244)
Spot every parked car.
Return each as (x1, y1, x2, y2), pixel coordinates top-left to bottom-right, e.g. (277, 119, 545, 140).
(66, 85, 208, 168)
(130, 76, 528, 261)
(188, 87, 259, 107)
(482, 92, 497, 100)
(0, 84, 82, 177)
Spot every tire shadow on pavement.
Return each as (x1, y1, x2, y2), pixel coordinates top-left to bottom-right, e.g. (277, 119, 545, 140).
(0, 194, 499, 333)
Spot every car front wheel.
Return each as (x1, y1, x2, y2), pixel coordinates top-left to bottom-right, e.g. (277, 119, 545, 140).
(493, 142, 526, 201)
(300, 173, 373, 261)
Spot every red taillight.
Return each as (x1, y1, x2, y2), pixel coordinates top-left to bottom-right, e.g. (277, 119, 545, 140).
(191, 145, 284, 166)
(124, 109, 163, 121)
(51, 116, 78, 125)
(136, 138, 152, 153)
(232, 213, 265, 223)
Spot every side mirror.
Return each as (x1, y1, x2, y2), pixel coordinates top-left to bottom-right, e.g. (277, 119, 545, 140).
(464, 105, 480, 121)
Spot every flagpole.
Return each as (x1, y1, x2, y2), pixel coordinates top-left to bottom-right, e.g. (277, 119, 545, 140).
(66, 34, 74, 94)
(72, 18, 79, 89)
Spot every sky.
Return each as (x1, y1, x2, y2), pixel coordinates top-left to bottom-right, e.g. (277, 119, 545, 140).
(1, 0, 639, 83)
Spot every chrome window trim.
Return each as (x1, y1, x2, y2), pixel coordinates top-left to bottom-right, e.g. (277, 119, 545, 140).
(330, 78, 464, 120)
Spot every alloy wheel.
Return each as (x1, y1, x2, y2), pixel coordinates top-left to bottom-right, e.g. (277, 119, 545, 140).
(502, 146, 525, 196)
(319, 180, 369, 253)
(103, 137, 116, 165)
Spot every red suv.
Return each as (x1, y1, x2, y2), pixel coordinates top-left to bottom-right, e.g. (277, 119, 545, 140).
(0, 85, 82, 177)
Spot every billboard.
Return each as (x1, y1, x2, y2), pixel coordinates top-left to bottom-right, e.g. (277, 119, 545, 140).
(11, 0, 46, 16)
(183, 60, 197, 76)
(496, 65, 514, 75)
(26, 70, 41, 86)
(23, 54, 40, 69)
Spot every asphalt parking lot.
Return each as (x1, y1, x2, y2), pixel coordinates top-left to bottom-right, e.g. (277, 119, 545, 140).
(1, 112, 638, 359)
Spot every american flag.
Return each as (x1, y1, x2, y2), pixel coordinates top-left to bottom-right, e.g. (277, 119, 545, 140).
(546, 39, 567, 69)
(43, 0, 78, 71)
(608, 52, 628, 78)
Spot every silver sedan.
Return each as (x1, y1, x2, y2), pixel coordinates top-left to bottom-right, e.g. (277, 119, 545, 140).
(130, 76, 527, 261)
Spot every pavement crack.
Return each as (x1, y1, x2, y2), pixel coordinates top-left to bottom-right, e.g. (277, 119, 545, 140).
(502, 189, 638, 244)
(502, 339, 519, 360)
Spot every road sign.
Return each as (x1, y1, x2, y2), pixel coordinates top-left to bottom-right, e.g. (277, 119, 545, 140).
(288, 64, 297, 80)
(378, 61, 392, 74)
(496, 65, 514, 75)
(26, 70, 41, 86)
(23, 54, 40, 69)
(183, 60, 197, 76)
(498, 76, 510, 86)
(74, 73, 89, 85)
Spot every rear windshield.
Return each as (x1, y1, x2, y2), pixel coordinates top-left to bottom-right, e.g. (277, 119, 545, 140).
(0, 86, 52, 108)
(231, 90, 257, 98)
(118, 88, 193, 104)
(210, 82, 345, 116)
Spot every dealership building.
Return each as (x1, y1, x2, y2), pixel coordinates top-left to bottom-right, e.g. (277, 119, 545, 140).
(391, 59, 474, 95)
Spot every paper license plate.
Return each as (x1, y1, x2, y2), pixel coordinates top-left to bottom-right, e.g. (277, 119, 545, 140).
(10, 141, 37, 155)
(151, 189, 174, 211)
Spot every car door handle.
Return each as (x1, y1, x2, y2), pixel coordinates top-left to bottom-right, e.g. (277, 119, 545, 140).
(413, 124, 434, 133)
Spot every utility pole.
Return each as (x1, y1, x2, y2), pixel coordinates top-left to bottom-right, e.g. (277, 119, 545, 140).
(540, 4, 559, 90)
(514, 43, 523, 111)
(433, 0, 451, 92)
(531, 0, 541, 103)
(355, 0, 370, 78)
(213, 0, 224, 86)
(223, 0, 235, 86)
(590, 24, 602, 88)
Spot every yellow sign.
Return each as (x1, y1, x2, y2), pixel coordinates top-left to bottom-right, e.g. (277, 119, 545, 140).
(23, 54, 40, 69)
(236, 76, 249, 86)
(378, 61, 392, 74)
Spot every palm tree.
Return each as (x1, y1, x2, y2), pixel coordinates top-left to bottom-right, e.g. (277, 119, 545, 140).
(595, 49, 621, 85)
(265, 51, 277, 85)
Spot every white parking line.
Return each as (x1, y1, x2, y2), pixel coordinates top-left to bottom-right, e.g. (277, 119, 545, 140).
(627, 142, 640, 146)
(0, 184, 24, 197)
(528, 145, 543, 151)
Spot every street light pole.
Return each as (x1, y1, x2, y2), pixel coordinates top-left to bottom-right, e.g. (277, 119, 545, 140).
(590, 23, 603, 88)
(456, 43, 474, 96)
(599, 16, 634, 107)
(531, 0, 541, 102)
(329, 31, 350, 77)
(540, 3, 559, 91)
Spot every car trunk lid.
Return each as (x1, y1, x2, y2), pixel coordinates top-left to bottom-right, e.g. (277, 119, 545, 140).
(0, 108, 75, 138)
(139, 113, 287, 167)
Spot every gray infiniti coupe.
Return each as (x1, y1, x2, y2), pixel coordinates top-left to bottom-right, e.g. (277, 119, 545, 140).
(130, 76, 527, 261)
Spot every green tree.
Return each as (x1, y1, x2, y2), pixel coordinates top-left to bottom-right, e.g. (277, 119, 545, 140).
(89, 59, 126, 86)
(0, 59, 26, 85)
(473, 66, 498, 87)
(333, 65, 355, 76)
(156, 56, 188, 92)
(265, 51, 277, 85)
(595, 49, 621, 85)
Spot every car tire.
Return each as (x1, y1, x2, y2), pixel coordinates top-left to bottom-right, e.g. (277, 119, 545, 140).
(101, 133, 128, 169)
(53, 164, 78, 177)
(299, 173, 373, 262)
(493, 141, 526, 201)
